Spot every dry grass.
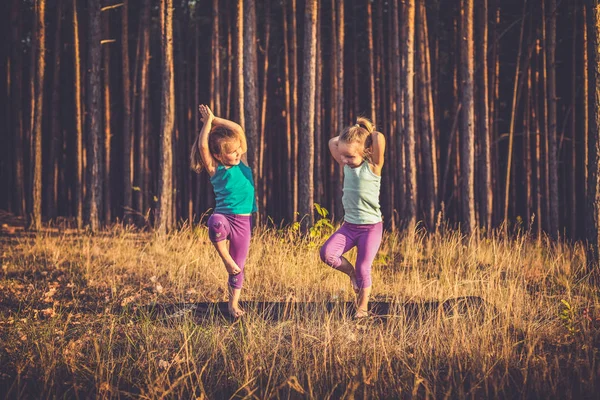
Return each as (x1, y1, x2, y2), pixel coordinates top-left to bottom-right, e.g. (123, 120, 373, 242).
(0, 223, 599, 399)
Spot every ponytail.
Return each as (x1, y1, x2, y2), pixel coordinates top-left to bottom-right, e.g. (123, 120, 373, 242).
(340, 116, 375, 149)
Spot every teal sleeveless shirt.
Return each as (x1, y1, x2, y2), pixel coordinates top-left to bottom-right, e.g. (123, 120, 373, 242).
(210, 162, 257, 214)
(342, 161, 382, 224)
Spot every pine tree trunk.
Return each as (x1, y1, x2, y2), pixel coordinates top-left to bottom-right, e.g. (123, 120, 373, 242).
(243, 0, 259, 201)
(503, 0, 527, 231)
(291, 0, 299, 221)
(315, 6, 323, 204)
(212, 0, 221, 116)
(393, 0, 405, 227)
(102, 11, 111, 223)
(299, 0, 318, 230)
(10, 0, 25, 216)
(46, 0, 62, 220)
(571, 4, 578, 237)
(135, 0, 150, 220)
(477, 0, 492, 230)
(547, 0, 559, 237)
(157, 0, 175, 234)
(334, 0, 344, 221)
(588, 0, 600, 266)
(535, 39, 543, 237)
(283, 0, 293, 220)
(73, 0, 84, 229)
(583, 3, 590, 238)
(417, 0, 435, 230)
(259, 0, 271, 215)
(85, 0, 102, 231)
(460, 0, 475, 235)
(236, 0, 244, 127)
(122, 0, 133, 224)
(31, 0, 46, 230)
(367, 0, 376, 124)
(404, 0, 417, 231)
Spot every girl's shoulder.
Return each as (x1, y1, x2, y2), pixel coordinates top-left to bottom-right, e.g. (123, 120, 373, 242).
(366, 161, 382, 177)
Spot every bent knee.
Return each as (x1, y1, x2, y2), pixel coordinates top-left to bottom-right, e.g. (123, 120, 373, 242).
(320, 245, 341, 268)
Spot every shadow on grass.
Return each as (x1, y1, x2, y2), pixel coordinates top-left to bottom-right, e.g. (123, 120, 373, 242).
(138, 296, 491, 323)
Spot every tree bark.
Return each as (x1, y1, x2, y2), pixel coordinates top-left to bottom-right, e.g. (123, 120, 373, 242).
(10, 0, 25, 216)
(157, 0, 175, 233)
(547, 0, 559, 237)
(102, 8, 111, 223)
(404, 0, 417, 231)
(588, 0, 600, 267)
(122, 0, 133, 224)
(85, 0, 102, 231)
(477, 0, 492, 230)
(46, 0, 63, 220)
(503, 0, 527, 232)
(31, 0, 46, 230)
(243, 0, 259, 198)
(299, 0, 318, 229)
(73, 0, 83, 229)
(236, 0, 244, 128)
(460, 0, 475, 235)
(417, 0, 435, 230)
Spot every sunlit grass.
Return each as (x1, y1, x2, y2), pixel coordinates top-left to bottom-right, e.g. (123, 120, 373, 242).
(0, 222, 598, 398)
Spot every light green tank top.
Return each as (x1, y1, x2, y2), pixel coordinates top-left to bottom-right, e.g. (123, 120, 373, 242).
(342, 161, 382, 224)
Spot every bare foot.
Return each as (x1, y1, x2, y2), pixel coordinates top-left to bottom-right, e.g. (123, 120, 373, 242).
(354, 308, 369, 319)
(224, 260, 242, 275)
(228, 303, 245, 318)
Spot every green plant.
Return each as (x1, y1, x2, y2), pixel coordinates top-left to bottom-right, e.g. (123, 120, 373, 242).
(309, 203, 334, 240)
(559, 299, 579, 336)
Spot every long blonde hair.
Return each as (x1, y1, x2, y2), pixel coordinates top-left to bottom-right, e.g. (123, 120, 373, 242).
(190, 127, 240, 173)
(339, 117, 375, 158)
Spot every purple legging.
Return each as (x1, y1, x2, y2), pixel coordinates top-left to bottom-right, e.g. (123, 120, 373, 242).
(320, 221, 383, 289)
(207, 214, 252, 289)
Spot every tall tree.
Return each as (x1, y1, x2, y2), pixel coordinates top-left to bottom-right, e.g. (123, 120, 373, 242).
(282, 0, 293, 220)
(460, 0, 475, 235)
(367, 0, 376, 124)
(73, 0, 84, 229)
(417, 0, 436, 230)
(588, 0, 600, 266)
(134, 0, 151, 220)
(157, 0, 175, 233)
(85, 0, 102, 231)
(334, 0, 344, 220)
(503, 0, 527, 231)
(404, 0, 417, 231)
(236, 0, 244, 127)
(46, 0, 63, 220)
(122, 0, 133, 223)
(31, 0, 46, 230)
(10, 0, 25, 216)
(102, 8, 112, 223)
(243, 0, 259, 188)
(299, 0, 318, 229)
(547, 0, 559, 236)
(477, 0, 492, 230)
(393, 0, 405, 227)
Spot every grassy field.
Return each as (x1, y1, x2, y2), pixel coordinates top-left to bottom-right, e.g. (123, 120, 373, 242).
(0, 220, 599, 399)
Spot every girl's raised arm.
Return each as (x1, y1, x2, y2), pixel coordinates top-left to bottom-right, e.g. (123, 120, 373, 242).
(370, 131, 386, 175)
(328, 136, 344, 165)
(212, 117, 247, 154)
(198, 105, 218, 176)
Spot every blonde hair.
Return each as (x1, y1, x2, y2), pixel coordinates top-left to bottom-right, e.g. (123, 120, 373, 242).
(339, 117, 374, 151)
(190, 127, 240, 173)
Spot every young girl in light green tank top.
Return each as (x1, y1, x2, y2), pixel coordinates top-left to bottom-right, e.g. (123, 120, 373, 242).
(320, 117, 386, 319)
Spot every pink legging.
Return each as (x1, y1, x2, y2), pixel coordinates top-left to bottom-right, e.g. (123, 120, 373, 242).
(320, 221, 383, 289)
(207, 214, 252, 289)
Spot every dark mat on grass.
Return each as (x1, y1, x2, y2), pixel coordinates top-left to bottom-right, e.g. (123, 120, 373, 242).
(139, 296, 490, 323)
